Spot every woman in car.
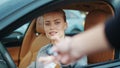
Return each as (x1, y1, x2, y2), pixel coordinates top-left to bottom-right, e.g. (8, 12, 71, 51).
(28, 9, 87, 68)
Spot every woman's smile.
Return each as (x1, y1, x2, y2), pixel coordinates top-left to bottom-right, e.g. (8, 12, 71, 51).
(49, 31, 58, 36)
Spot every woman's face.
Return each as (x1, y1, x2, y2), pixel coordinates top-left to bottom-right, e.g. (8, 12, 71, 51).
(43, 12, 67, 40)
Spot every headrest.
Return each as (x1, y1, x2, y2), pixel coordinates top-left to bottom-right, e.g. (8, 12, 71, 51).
(85, 10, 110, 30)
(36, 16, 45, 34)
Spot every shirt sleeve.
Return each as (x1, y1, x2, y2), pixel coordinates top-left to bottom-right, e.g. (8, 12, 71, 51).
(105, 11, 120, 48)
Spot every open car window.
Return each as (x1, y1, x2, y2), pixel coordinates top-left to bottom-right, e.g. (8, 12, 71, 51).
(0, 0, 120, 68)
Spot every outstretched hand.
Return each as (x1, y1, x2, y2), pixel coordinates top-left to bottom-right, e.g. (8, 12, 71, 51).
(38, 36, 82, 65)
(52, 36, 81, 64)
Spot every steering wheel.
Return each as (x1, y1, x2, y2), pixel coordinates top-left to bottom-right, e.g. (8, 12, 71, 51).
(0, 42, 17, 68)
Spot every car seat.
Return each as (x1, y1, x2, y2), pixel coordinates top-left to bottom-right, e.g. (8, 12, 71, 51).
(19, 19, 37, 61)
(84, 10, 115, 64)
(19, 16, 51, 68)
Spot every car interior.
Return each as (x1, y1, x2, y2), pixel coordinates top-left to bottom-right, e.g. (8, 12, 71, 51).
(3, 1, 116, 68)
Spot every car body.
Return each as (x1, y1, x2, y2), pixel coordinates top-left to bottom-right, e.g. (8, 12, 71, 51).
(0, 0, 120, 68)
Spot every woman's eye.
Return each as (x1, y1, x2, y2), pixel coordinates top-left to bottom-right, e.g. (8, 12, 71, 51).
(55, 22, 60, 25)
(45, 23, 50, 26)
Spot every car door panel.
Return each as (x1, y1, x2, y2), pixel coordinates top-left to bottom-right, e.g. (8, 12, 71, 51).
(7, 47, 20, 66)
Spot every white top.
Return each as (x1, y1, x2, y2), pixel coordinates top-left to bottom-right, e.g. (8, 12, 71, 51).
(28, 44, 87, 68)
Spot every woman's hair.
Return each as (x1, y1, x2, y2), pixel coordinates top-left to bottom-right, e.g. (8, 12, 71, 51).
(45, 9, 66, 22)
